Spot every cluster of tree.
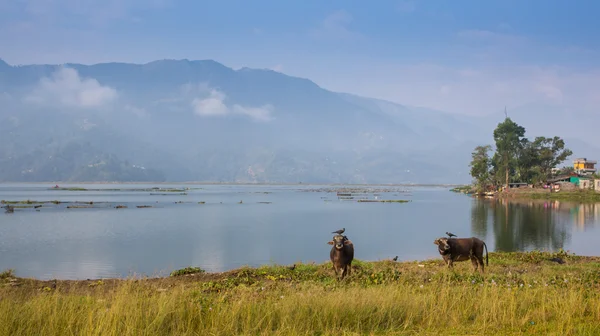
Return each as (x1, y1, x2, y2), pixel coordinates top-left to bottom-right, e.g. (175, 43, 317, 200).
(469, 117, 573, 192)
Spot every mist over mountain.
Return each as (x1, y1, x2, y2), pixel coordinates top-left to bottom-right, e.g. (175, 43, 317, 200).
(0, 59, 594, 184)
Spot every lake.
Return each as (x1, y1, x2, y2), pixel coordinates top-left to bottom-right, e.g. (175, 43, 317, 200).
(1, 183, 600, 280)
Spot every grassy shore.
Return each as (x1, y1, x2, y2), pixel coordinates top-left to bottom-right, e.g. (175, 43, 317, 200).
(1, 251, 600, 335)
(500, 189, 600, 202)
(450, 185, 475, 194)
(451, 185, 600, 203)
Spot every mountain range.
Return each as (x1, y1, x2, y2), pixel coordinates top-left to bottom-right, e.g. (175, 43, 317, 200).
(0, 58, 597, 184)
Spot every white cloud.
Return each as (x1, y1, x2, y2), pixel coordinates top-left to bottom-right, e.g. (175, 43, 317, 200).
(191, 89, 273, 121)
(192, 90, 229, 116)
(232, 104, 274, 122)
(25, 67, 117, 108)
(270, 64, 284, 72)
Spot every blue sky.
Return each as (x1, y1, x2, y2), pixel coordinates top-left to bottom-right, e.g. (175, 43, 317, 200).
(1, 0, 599, 115)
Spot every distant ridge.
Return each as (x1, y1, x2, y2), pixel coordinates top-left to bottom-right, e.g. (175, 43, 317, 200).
(0, 58, 594, 183)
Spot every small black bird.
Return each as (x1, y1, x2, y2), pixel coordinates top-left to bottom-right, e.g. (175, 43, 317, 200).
(446, 232, 457, 238)
(392, 256, 398, 262)
(332, 228, 345, 235)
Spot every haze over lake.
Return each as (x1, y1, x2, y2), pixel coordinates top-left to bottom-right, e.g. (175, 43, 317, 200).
(2, 183, 600, 280)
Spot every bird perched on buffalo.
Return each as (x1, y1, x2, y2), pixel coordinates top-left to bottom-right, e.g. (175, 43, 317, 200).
(332, 228, 345, 235)
(446, 232, 457, 238)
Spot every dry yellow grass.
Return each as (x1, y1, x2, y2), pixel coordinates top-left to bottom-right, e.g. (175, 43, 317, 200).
(1, 251, 600, 335)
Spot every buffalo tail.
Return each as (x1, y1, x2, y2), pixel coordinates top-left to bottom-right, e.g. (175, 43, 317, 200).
(483, 242, 489, 266)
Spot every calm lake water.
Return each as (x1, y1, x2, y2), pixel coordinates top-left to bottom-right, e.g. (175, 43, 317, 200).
(1, 183, 600, 280)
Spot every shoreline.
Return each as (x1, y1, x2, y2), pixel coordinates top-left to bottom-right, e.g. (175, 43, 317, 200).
(498, 189, 600, 202)
(451, 185, 600, 202)
(2, 251, 599, 335)
(2, 250, 596, 287)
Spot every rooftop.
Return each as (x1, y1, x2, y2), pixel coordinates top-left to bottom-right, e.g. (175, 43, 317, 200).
(574, 158, 597, 164)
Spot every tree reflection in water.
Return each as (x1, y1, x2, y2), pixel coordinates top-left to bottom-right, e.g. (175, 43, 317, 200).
(471, 198, 600, 252)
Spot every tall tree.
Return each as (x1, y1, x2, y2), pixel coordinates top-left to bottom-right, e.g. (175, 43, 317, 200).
(492, 118, 526, 188)
(469, 145, 492, 192)
(530, 136, 573, 183)
(516, 138, 537, 183)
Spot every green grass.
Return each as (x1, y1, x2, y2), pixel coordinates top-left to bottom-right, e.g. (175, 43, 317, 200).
(450, 185, 475, 194)
(525, 189, 600, 202)
(1, 251, 600, 335)
(170, 267, 205, 277)
(452, 186, 600, 203)
(0, 269, 14, 279)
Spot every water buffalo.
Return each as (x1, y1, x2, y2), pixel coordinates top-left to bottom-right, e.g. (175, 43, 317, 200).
(434, 237, 488, 272)
(3, 205, 14, 213)
(327, 234, 354, 280)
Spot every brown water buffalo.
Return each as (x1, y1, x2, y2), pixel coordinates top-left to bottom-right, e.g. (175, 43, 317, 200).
(434, 237, 488, 272)
(327, 234, 354, 280)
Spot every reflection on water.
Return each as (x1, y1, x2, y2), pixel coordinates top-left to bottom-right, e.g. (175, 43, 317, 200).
(472, 198, 600, 252)
(2, 183, 600, 280)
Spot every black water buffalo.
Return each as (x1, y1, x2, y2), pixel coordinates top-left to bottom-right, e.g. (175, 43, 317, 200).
(434, 237, 488, 272)
(327, 234, 354, 280)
